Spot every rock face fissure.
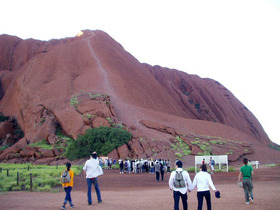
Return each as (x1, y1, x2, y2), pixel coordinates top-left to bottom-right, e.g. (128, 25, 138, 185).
(86, 35, 113, 96)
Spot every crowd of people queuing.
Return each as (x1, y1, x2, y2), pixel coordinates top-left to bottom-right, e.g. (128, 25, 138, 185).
(98, 157, 172, 179)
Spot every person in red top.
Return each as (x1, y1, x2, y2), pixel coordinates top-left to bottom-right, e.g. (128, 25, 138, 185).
(61, 162, 74, 210)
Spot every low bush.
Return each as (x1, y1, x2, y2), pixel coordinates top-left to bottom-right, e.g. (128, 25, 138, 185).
(65, 126, 132, 160)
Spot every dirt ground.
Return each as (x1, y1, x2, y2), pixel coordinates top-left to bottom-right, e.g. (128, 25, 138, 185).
(0, 166, 280, 210)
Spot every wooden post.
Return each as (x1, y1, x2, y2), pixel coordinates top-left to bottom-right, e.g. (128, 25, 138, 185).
(28, 165, 30, 171)
(7, 169, 9, 177)
(0, 167, 2, 172)
(17, 172, 19, 186)
(30, 173, 33, 192)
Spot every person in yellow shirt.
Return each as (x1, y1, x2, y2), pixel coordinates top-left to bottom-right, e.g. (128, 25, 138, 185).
(61, 162, 74, 210)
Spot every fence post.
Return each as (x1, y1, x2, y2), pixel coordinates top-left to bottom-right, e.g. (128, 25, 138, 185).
(28, 165, 30, 171)
(30, 173, 33, 192)
(0, 167, 2, 172)
(17, 172, 19, 186)
(7, 169, 9, 177)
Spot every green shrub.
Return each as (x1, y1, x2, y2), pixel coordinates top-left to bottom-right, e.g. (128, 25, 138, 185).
(269, 144, 280, 151)
(171, 136, 191, 156)
(29, 139, 53, 150)
(0, 145, 8, 151)
(70, 96, 79, 108)
(186, 166, 195, 173)
(65, 126, 132, 160)
(0, 112, 9, 122)
(175, 153, 182, 158)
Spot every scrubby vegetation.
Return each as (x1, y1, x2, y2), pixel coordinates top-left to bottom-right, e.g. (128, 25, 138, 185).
(269, 144, 280, 151)
(0, 112, 9, 122)
(65, 126, 132, 160)
(191, 140, 212, 155)
(171, 136, 192, 158)
(0, 163, 83, 192)
(30, 139, 53, 150)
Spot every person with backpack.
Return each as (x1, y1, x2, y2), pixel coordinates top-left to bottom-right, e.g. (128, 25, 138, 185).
(190, 164, 217, 210)
(61, 162, 74, 209)
(83, 152, 103, 205)
(168, 160, 193, 210)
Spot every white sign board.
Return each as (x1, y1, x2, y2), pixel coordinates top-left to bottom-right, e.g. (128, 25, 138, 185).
(195, 155, 228, 173)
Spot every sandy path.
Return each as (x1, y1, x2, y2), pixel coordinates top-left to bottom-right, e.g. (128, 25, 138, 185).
(0, 167, 279, 210)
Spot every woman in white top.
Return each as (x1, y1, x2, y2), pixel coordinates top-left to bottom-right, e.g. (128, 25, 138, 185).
(190, 164, 217, 210)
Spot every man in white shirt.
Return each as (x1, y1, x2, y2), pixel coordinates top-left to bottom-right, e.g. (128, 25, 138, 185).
(169, 160, 193, 210)
(190, 164, 217, 210)
(83, 152, 103, 205)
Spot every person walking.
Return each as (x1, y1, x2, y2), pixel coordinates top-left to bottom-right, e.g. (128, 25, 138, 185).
(190, 164, 217, 210)
(169, 160, 193, 210)
(238, 158, 254, 205)
(83, 152, 103, 205)
(155, 160, 160, 181)
(160, 162, 165, 181)
(209, 157, 215, 174)
(61, 162, 74, 209)
(119, 159, 124, 174)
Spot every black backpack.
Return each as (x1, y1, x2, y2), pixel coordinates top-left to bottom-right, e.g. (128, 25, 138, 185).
(174, 171, 186, 188)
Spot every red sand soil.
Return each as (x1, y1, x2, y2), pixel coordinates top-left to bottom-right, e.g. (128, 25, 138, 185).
(0, 166, 279, 210)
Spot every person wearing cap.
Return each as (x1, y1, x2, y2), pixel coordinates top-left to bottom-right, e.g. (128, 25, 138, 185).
(238, 158, 254, 205)
(83, 152, 103, 205)
(190, 164, 217, 210)
(168, 160, 193, 210)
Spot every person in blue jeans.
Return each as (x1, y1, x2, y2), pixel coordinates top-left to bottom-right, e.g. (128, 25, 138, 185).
(86, 177, 102, 204)
(83, 152, 103, 205)
(61, 162, 74, 210)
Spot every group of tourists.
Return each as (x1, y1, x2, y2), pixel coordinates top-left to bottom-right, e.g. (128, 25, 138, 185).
(169, 158, 254, 210)
(117, 158, 171, 181)
(60, 153, 254, 210)
(98, 157, 116, 169)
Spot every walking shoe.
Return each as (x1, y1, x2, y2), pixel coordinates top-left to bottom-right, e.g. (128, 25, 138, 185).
(61, 205, 66, 210)
(245, 202, 250, 205)
(70, 204, 75, 208)
(88, 202, 92, 205)
(249, 197, 254, 203)
(98, 200, 102, 203)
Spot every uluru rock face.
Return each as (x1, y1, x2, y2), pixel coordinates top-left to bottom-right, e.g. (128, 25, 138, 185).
(0, 30, 279, 165)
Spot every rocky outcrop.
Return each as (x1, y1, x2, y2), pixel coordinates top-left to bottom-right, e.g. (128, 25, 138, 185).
(0, 30, 278, 164)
